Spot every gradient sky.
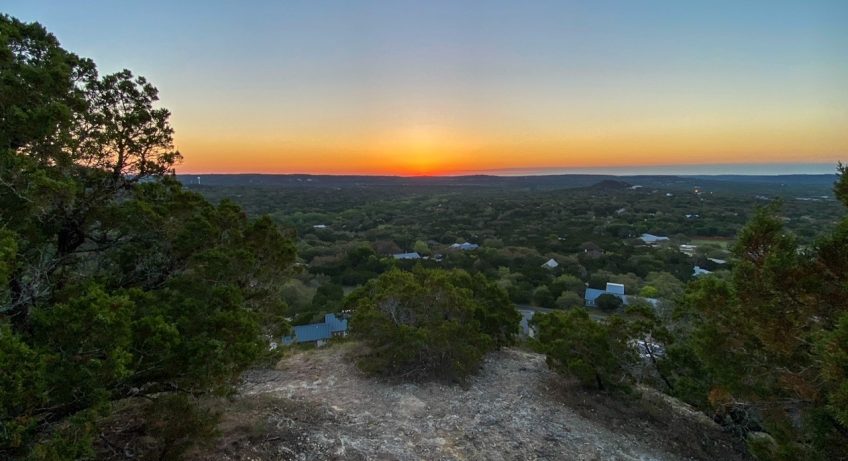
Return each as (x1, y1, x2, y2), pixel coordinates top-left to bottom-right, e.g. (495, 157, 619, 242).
(5, 1, 848, 175)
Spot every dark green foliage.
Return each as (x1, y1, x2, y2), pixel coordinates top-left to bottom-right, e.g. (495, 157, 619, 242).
(533, 309, 635, 392)
(141, 395, 220, 461)
(594, 293, 623, 311)
(311, 282, 344, 311)
(666, 170, 848, 459)
(0, 15, 295, 458)
(532, 285, 556, 308)
(348, 268, 519, 383)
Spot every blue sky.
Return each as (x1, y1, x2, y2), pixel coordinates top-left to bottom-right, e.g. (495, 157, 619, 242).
(4, 1, 847, 175)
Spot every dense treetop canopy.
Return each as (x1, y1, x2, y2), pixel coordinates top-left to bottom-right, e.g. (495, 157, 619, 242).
(1, 15, 295, 459)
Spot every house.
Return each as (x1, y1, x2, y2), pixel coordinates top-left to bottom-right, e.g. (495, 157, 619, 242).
(639, 233, 670, 245)
(282, 313, 348, 346)
(450, 242, 479, 251)
(313, 224, 328, 229)
(393, 252, 421, 260)
(708, 257, 727, 265)
(693, 266, 712, 277)
(585, 282, 659, 308)
(541, 258, 559, 269)
(679, 244, 697, 256)
(585, 282, 626, 307)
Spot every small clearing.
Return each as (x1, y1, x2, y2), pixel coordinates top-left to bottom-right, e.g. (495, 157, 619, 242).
(196, 343, 747, 460)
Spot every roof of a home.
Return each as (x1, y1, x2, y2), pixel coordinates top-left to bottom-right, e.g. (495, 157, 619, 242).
(640, 233, 669, 243)
(283, 314, 348, 345)
(605, 282, 625, 295)
(693, 266, 712, 276)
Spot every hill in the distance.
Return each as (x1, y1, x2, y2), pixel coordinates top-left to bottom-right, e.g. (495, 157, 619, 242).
(177, 173, 838, 197)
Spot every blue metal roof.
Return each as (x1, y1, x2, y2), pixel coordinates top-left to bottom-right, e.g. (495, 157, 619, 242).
(323, 313, 348, 333)
(584, 288, 608, 302)
(584, 288, 626, 307)
(282, 314, 348, 345)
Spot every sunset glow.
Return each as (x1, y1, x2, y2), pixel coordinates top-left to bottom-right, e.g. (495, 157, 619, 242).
(8, 0, 847, 175)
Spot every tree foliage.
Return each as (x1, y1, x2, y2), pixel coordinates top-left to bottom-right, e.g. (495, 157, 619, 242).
(668, 170, 848, 459)
(533, 309, 636, 392)
(0, 16, 295, 458)
(347, 268, 519, 383)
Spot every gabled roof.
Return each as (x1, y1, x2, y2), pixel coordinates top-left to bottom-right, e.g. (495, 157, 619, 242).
(541, 258, 559, 269)
(283, 314, 348, 345)
(393, 252, 421, 260)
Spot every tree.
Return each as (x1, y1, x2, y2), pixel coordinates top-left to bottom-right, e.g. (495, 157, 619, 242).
(311, 282, 344, 311)
(595, 293, 624, 311)
(555, 291, 583, 309)
(413, 240, 430, 255)
(639, 285, 659, 298)
(533, 309, 635, 391)
(347, 268, 518, 383)
(673, 170, 848, 459)
(532, 285, 555, 308)
(549, 274, 584, 297)
(645, 271, 685, 300)
(0, 16, 295, 458)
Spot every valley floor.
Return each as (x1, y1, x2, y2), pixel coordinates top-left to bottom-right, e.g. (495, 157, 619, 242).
(198, 343, 747, 461)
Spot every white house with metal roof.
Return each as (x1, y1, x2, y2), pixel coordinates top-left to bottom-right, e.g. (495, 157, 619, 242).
(584, 282, 659, 308)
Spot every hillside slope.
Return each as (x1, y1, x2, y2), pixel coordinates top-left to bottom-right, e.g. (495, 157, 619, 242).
(200, 344, 747, 460)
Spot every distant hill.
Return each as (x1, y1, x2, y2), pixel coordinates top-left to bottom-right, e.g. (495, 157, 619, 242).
(587, 179, 633, 190)
(177, 173, 838, 196)
(686, 174, 837, 186)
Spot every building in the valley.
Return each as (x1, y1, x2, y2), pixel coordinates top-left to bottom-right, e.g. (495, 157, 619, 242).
(282, 314, 349, 346)
(393, 252, 422, 260)
(639, 233, 670, 245)
(692, 266, 712, 277)
(584, 282, 659, 308)
(679, 244, 697, 256)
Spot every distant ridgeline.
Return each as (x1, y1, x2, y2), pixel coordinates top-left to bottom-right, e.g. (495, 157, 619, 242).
(178, 173, 839, 196)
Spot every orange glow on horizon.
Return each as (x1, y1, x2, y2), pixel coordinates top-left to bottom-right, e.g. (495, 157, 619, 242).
(174, 118, 848, 175)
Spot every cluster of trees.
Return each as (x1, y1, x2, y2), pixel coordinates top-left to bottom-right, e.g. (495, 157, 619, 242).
(1, 16, 294, 458)
(532, 167, 848, 460)
(193, 153, 843, 331)
(347, 268, 519, 383)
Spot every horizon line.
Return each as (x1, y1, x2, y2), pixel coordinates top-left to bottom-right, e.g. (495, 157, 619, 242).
(175, 161, 843, 177)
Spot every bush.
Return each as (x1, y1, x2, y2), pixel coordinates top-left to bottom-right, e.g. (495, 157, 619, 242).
(595, 293, 624, 311)
(348, 268, 519, 383)
(555, 291, 583, 309)
(533, 309, 636, 392)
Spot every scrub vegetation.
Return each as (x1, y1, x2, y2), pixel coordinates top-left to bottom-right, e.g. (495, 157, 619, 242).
(2, 14, 846, 460)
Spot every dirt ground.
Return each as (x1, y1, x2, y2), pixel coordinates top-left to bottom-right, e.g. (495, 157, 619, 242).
(193, 343, 748, 461)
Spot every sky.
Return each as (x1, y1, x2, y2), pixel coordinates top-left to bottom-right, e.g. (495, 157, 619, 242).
(4, 1, 848, 175)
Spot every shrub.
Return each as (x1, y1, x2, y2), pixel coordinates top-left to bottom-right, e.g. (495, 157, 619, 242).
(348, 268, 519, 383)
